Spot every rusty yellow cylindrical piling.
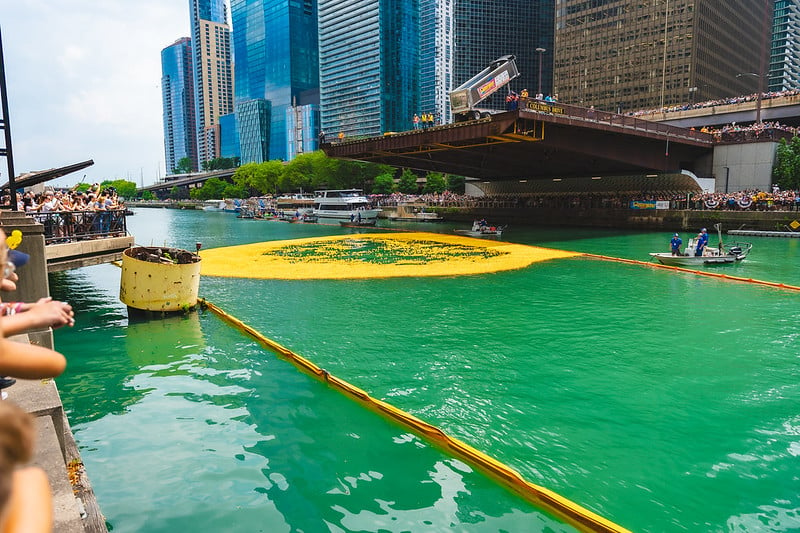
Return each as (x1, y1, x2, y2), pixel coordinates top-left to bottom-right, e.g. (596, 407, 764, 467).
(119, 246, 201, 312)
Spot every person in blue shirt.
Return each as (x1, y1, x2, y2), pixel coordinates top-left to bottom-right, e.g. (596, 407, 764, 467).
(670, 233, 683, 255)
(695, 228, 708, 256)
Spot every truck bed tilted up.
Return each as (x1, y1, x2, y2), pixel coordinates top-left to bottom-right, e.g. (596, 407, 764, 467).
(449, 55, 520, 122)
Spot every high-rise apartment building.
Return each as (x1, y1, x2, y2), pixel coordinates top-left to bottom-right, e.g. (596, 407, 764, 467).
(770, 0, 800, 92)
(318, 0, 419, 137)
(161, 37, 197, 175)
(419, 0, 453, 123)
(554, 0, 772, 112)
(190, 0, 234, 165)
(453, 1, 554, 111)
(230, 0, 320, 162)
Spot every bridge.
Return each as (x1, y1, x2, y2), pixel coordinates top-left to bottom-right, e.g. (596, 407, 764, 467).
(637, 93, 800, 129)
(141, 168, 236, 194)
(324, 100, 715, 182)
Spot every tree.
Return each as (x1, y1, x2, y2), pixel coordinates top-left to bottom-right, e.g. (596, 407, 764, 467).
(233, 161, 284, 195)
(140, 190, 155, 201)
(189, 178, 227, 200)
(372, 173, 396, 194)
(101, 179, 137, 199)
(773, 136, 800, 190)
(168, 186, 189, 200)
(202, 157, 240, 171)
(422, 172, 447, 194)
(174, 157, 194, 174)
(446, 174, 466, 194)
(397, 169, 419, 194)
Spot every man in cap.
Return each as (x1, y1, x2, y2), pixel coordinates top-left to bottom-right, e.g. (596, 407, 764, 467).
(695, 227, 709, 256)
(670, 233, 683, 256)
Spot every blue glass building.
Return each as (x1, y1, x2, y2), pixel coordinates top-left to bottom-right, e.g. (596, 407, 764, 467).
(236, 99, 271, 164)
(218, 113, 240, 160)
(419, 0, 453, 124)
(318, 0, 419, 137)
(230, 0, 320, 161)
(161, 37, 197, 174)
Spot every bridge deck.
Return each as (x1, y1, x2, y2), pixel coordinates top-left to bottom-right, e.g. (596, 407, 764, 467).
(324, 101, 714, 180)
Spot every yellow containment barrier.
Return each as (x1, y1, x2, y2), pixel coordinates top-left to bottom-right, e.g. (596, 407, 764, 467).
(199, 232, 581, 280)
(200, 298, 631, 533)
(583, 253, 800, 292)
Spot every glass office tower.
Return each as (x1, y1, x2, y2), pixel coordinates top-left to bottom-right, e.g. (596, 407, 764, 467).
(161, 37, 197, 175)
(554, 0, 771, 112)
(230, 0, 319, 161)
(319, 0, 419, 137)
(453, 1, 554, 111)
(419, 0, 452, 124)
(770, 0, 800, 92)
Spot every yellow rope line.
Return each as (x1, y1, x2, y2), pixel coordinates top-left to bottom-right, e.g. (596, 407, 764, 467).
(583, 253, 800, 291)
(199, 298, 630, 533)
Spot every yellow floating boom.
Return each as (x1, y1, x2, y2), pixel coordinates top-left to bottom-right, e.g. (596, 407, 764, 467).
(200, 298, 631, 533)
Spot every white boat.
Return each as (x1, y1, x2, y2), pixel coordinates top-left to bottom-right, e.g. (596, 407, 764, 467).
(202, 199, 225, 211)
(388, 203, 443, 222)
(277, 194, 315, 219)
(454, 220, 505, 237)
(312, 189, 381, 223)
(650, 224, 752, 266)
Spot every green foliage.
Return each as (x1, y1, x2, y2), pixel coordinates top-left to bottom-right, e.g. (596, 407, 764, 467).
(372, 173, 396, 194)
(222, 183, 248, 199)
(773, 137, 800, 190)
(233, 161, 284, 195)
(169, 186, 189, 200)
(174, 157, 194, 174)
(397, 169, 419, 194)
(189, 178, 227, 201)
(446, 174, 466, 194)
(422, 172, 447, 194)
(140, 190, 155, 200)
(100, 179, 137, 198)
(73, 183, 91, 193)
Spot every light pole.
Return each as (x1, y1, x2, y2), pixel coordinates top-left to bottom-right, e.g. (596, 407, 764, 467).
(535, 47, 546, 98)
(736, 72, 764, 124)
(688, 86, 697, 105)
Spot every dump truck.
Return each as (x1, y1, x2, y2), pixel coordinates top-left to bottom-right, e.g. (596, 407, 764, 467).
(449, 55, 520, 122)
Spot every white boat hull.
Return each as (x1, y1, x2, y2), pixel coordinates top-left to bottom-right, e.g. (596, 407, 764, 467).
(314, 208, 381, 222)
(649, 253, 744, 266)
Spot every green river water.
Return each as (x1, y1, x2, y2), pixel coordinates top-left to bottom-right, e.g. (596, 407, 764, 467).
(49, 208, 800, 532)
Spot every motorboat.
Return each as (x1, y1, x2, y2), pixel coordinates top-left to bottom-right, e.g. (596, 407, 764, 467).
(277, 194, 315, 219)
(649, 224, 752, 266)
(313, 189, 381, 223)
(387, 202, 443, 222)
(202, 199, 225, 211)
(454, 220, 505, 237)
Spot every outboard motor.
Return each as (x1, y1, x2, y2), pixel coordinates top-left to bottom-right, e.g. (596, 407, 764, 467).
(729, 246, 743, 256)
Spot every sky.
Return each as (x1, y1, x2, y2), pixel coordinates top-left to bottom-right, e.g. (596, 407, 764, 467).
(3, 0, 191, 188)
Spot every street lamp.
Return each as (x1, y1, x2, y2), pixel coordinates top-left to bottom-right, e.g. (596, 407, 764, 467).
(688, 86, 697, 105)
(736, 72, 764, 124)
(535, 47, 546, 98)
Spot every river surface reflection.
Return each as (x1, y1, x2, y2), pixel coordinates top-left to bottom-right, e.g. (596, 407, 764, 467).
(51, 209, 800, 532)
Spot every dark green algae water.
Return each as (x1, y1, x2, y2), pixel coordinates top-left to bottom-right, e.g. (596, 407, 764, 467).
(49, 209, 800, 532)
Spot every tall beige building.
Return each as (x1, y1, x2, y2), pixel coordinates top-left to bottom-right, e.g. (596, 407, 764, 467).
(554, 0, 772, 113)
(194, 18, 234, 164)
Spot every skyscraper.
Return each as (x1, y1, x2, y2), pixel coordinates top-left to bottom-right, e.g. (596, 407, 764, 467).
(230, 0, 320, 162)
(770, 0, 800, 92)
(189, 0, 234, 165)
(161, 37, 197, 175)
(554, 0, 772, 112)
(318, 0, 419, 137)
(453, 1, 554, 111)
(419, 0, 453, 124)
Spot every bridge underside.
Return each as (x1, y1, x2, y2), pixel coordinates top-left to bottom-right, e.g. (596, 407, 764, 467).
(324, 111, 712, 181)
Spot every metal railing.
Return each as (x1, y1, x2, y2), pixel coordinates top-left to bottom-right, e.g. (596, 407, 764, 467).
(28, 209, 128, 244)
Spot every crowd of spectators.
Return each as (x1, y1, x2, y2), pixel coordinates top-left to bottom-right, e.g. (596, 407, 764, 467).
(373, 188, 800, 212)
(12, 184, 128, 242)
(627, 88, 800, 117)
